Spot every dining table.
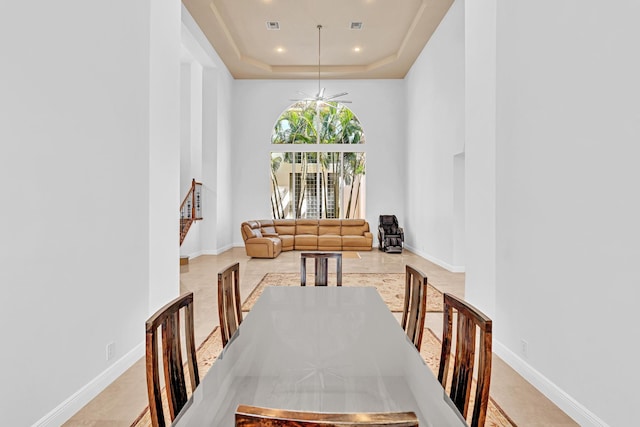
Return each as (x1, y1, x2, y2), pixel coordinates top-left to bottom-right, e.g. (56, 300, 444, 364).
(172, 285, 468, 426)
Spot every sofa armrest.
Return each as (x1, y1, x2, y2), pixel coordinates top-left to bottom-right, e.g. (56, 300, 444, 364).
(246, 237, 278, 245)
(245, 237, 280, 258)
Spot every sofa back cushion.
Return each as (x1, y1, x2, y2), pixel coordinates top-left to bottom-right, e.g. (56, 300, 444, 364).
(296, 219, 318, 235)
(319, 219, 341, 235)
(241, 221, 261, 241)
(274, 219, 296, 235)
(341, 219, 369, 236)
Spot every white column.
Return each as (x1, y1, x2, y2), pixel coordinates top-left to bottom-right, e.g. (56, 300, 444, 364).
(201, 67, 219, 252)
(148, 0, 182, 313)
(464, 0, 497, 318)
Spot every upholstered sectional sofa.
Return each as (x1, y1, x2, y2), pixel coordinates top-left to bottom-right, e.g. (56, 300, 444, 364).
(241, 219, 373, 258)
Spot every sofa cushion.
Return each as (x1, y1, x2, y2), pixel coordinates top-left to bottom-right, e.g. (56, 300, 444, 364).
(318, 234, 342, 250)
(342, 235, 372, 249)
(318, 219, 341, 235)
(274, 219, 296, 235)
(341, 219, 369, 236)
(296, 219, 318, 235)
(295, 234, 318, 249)
(279, 235, 294, 251)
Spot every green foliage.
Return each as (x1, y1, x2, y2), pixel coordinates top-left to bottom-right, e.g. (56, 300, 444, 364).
(272, 101, 365, 145)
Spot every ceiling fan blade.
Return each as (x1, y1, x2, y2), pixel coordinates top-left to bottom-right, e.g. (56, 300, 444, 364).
(324, 92, 349, 100)
(317, 99, 352, 107)
(290, 96, 316, 102)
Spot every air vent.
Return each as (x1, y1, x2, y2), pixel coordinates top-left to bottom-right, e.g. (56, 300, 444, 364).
(266, 21, 280, 30)
(350, 22, 363, 30)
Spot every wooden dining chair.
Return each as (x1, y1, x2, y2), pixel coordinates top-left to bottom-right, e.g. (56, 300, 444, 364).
(145, 292, 199, 427)
(300, 252, 342, 286)
(235, 405, 419, 426)
(218, 262, 243, 347)
(401, 265, 428, 351)
(438, 293, 493, 427)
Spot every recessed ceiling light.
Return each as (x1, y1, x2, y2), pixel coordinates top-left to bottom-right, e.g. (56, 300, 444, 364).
(276, 47, 285, 53)
(354, 47, 361, 52)
(350, 22, 363, 30)
(266, 21, 280, 30)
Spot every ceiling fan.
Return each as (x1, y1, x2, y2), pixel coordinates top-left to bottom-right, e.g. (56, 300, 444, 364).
(291, 24, 351, 105)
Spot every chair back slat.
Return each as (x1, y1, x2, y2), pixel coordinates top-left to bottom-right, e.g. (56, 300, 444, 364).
(437, 293, 492, 427)
(300, 252, 342, 286)
(401, 265, 427, 350)
(184, 303, 198, 390)
(145, 292, 199, 427)
(218, 262, 243, 347)
(146, 331, 162, 425)
(450, 315, 475, 417)
(164, 312, 187, 418)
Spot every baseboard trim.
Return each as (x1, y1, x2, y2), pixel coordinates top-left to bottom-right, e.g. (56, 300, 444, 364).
(181, 249, 204, 259)
(33, 342, 144, 426)
(403, 245, 465, 273)
(201, 243, 233, 256)
(494, 341, 609, 427)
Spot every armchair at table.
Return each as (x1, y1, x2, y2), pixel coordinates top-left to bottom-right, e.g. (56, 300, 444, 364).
(378, 215, 404, 253)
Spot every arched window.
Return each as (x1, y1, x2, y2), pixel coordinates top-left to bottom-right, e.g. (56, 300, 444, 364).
(270, 101, 366, 219)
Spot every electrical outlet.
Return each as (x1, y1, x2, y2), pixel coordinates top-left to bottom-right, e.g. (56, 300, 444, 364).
(520, 339, 528, 359)
(106, 342, 115, 361)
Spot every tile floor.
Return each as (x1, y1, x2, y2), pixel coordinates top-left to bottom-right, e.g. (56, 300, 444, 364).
(65, 247, 577, 426)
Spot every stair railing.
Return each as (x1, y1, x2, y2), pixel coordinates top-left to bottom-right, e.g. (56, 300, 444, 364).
(180, 179, 203, 245)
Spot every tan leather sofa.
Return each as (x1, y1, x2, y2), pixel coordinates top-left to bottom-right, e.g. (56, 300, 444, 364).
(240, 219, 373, 258)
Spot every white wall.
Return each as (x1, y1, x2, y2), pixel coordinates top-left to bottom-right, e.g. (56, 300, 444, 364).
(493, 1, 640, 425)
(230, 80, 405, 245)
(404, 0, 464, 271)
(0, 0, 180, 424)
(404, 0, 640, 424)
(181, 9, 234, 257)
(179, 6, 235, 256)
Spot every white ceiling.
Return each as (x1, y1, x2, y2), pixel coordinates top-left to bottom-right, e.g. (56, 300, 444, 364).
(182, 0, 454, 79)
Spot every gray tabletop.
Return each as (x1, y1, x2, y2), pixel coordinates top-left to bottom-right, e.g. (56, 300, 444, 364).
(172, 286, 467, 426)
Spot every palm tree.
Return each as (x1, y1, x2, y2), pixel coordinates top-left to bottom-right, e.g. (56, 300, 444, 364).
(270, 154, 285, 219)
(343, 152, 366, 218)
